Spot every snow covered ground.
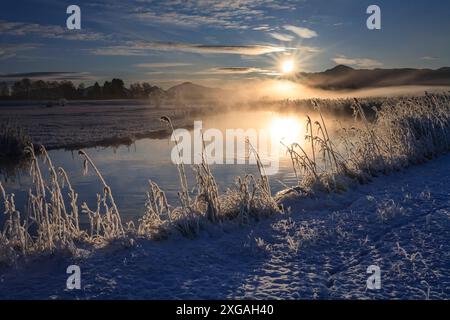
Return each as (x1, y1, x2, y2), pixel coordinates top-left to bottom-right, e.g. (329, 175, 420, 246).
(0, 101, 212, 149)
(0, 153, 449, 299)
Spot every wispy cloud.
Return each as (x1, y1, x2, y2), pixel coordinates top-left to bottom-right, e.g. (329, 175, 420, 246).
(0, 20, 106, 41)
(144, 66, 276, 77)
(420, 56, 439, 61)
(208, 67, 271, 74)
(0, 43, 39, 60)
(269, 32, 295, 42)
(93, 41, 288, 56)
(0, 71, 93, 81)
(333, 55, 383, 68)
(297, 46, 321, 54)
(93, 47, 146, 56)
(134, 10, 247, 29)
(134, 62, 193, 68)
(283, 25, 318, 39)
(131, 0, 297, 30)
(252, 25, 273, 31)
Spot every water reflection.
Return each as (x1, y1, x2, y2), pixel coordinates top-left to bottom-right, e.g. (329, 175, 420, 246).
(269, 115, 303, 146)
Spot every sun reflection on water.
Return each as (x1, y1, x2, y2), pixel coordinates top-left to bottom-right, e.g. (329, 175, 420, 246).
(269, 115, 303, 146)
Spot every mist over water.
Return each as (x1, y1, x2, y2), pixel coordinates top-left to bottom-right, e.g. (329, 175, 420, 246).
(211, 79, 450, 102)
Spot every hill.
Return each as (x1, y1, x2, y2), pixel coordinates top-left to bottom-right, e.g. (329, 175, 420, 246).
(297, 65, 450, 90)
(166, 82, 223, 100)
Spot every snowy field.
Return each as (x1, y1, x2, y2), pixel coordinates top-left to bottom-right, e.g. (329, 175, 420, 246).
(0, 153, 448, 300)
(0, 101, 212, 149)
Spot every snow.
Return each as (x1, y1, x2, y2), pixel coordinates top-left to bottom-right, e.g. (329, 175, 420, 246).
(0, 101, 209, 150)
(0, 153, 449, 299)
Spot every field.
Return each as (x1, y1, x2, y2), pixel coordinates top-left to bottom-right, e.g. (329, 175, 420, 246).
(0, 100, 217, 150)
(0, 94, 449, 299)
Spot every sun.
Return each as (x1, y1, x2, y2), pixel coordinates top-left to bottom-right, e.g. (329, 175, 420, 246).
(281, 59, 295, 74)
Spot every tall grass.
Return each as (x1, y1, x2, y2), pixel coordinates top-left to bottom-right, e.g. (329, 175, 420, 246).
(79, 150, 125, 240)
(0, 93, 449, 264)
(150, 116, 279, 238)
(0, 146, 131, 265)
(279, 93, 450, 196)
(0, 121, 32, 160)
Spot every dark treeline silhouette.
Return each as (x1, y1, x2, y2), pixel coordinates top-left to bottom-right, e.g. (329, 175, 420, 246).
(0, 78, 165, 101)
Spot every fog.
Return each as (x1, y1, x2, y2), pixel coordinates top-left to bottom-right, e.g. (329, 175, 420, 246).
(210, 79, 450, 103)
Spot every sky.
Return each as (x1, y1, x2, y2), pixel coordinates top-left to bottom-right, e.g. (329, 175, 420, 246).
(1, 0, 449, 88)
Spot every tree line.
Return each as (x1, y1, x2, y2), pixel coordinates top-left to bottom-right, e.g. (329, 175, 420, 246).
(0, 78, 165, 100)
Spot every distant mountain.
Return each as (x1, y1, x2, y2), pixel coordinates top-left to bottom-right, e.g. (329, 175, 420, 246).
(323, 65, 354, 75)
(297, 65, 450, 90)
(166, 82, 223, 100)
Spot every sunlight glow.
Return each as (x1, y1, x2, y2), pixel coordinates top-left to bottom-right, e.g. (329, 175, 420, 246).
(281, 59, 295, 74)
(270, 116, 302, 145)
(275, 81, 294, 93)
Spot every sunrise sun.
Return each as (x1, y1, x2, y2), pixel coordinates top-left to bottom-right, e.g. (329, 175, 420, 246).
(281, 59, 295, 74)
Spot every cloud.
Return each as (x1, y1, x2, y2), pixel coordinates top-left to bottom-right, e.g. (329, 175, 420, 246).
(93, 41, 288, 56)
(131, 0, 297, 30)
(0, 20, 106, 41)
(92, 47, 146, 56)
(134, 10, 248, 29)
(208, 67, 271, 74)
(0, 71, 93, 81)
(144, 66, 275, 78)
(269, 32, 295, 42)
(134, 62, 193, 68)
(296, 46, 321, 54)
(265, 2, 297, 10)
(420, 56, 439, 61)
(144, 71, 174, 75)
(180, 44, 286, 55)
(283, 25, 318, 38)
(0, 43, 38, 60)
(332, 55, 383, 68)
(253, 25, 272, 31)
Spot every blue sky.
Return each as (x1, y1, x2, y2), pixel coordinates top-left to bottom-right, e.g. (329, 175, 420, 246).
(1, 0, 449, 87)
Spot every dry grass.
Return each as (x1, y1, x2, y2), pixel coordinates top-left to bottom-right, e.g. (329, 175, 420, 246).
(0, 121, 32, 160)
(0, 146, 131, 265)
(278, 93, 450, 196)
(147, 117, 280, 238)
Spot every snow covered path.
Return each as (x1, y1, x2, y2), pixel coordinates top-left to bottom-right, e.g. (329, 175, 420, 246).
(1, 155, 449, 299)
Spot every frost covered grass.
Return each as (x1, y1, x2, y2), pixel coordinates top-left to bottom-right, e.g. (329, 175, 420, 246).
(138, 116, 280, 239)
(0, 146, 126, 266)
(0, 121, 31, 161)
(277, 93, 450, 198)
(1, 93, 449, 266)
(0, 129, 280, 265)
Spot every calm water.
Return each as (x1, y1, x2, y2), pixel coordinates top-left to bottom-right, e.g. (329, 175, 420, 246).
(1, 110, 352, 221)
